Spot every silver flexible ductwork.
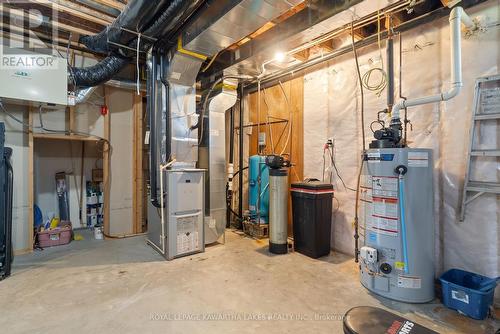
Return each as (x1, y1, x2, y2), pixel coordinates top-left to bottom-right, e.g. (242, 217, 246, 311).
(75, 79, 145, 104)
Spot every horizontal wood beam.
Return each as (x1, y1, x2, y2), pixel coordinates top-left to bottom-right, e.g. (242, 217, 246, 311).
(91, 0, 125, 11)
(5, 6, 98, 35)
(31, 0, 114, 26)
(0, 28, 99, 58)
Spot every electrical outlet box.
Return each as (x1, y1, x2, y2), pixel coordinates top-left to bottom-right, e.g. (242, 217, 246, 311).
(258, 132, 266, 146)
(360, 246, 378, 264)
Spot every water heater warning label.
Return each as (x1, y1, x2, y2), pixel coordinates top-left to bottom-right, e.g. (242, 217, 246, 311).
(397, 275, 422, 289)
(370, 215, 399, 236)
(372, 176, 398, 198)
(368, 176, 399, 236)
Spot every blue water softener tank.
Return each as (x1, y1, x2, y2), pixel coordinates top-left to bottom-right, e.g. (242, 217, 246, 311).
(248, 155, 269, 223)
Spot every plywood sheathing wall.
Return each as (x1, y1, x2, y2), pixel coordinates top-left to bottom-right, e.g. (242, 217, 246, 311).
(247, 78, 304, 234)
(303, 1, 499, 282)
(106, 87, 135, 236)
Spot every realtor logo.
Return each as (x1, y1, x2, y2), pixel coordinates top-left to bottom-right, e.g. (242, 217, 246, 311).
(0, 1, 59, 69)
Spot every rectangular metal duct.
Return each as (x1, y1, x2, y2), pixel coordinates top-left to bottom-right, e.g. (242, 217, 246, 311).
(182, 0, 303, 57)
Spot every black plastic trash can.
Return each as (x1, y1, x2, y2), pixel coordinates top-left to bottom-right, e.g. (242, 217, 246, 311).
(291, 180, 334, 258)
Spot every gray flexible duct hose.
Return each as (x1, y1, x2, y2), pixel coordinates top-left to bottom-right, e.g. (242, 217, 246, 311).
(71, 56, 130, 88)
(72, 0, 190, 87)
(79, 0, 171, 54)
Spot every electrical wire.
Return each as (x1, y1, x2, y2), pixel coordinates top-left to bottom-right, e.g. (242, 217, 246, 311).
(361, 10, 387, 97)
(0, 101, 41, 131)
(201, 51, 220, 73)
(322, 150, 326, 182)
(261, 88, 275, 154)
(326, 145, 356, 192)
(37, 106, 109, 144)
(0, 102, 110, 152)
(362, 67, 387, 97)
(233, 166, 248, 177)
(333, 197, 340, 213)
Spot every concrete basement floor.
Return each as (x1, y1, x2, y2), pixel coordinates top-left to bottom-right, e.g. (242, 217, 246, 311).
(1, 230, 498, 334)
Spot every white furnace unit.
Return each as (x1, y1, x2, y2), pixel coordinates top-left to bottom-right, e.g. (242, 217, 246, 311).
(147, 169, 205, 260)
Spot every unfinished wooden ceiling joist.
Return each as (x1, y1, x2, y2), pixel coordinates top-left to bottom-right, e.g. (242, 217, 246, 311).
(0, 0, 125, 55)
(29, 0, 115, 26)
(2, 3, 104, 36)
(289, 11, 405, 63)
(91, 0, 126, 11)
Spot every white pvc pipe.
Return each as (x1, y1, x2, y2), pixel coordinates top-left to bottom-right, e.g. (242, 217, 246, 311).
(391, 7, 474, 120)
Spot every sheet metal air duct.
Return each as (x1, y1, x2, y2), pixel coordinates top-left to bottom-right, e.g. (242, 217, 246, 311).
(203, 81, 237, 243)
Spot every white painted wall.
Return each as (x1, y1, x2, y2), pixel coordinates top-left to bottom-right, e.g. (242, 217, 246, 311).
(303, 1, 499, 282)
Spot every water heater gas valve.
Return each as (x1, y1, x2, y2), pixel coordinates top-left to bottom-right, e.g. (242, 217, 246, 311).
(360, 246, 378, 264)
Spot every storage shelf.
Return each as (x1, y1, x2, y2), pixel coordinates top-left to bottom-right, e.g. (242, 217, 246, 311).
(32, 133, 103, 142)
(470, 149, 500, 157)
(466, 181, 500, 194)
(474, 112, 500, 120)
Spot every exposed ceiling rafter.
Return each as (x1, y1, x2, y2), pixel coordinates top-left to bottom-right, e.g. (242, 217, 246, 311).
(90, 0, 125, 11)
(29, 0, 114, 26)
(3, 6, 100, 36)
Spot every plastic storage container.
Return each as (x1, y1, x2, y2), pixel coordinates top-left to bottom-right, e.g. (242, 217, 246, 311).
(439, 268, 498, 320)
(38, 224, 72, 248)
(291, 181, 334, 258)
